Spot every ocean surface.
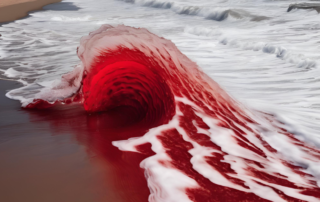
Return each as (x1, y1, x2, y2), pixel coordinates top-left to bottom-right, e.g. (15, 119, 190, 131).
(1, 0, 320, 201)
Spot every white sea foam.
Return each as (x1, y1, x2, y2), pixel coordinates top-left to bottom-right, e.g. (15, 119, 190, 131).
(51, 15, 92, 22)
(184, 26, 317, 69)
(0, 47, 6, 58)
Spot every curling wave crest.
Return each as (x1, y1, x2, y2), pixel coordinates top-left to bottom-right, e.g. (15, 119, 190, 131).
(8, 25, 320, 202)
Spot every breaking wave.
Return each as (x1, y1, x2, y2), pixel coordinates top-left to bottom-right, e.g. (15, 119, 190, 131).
(121, 0, 268, 21)
(9, 25, 320, 201)
(185, 26, 317, 69)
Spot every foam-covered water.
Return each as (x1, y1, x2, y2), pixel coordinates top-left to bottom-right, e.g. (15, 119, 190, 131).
(1, 0, 320, 201)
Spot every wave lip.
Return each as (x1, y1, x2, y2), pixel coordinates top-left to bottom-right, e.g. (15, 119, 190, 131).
(20, 25, 320, 202)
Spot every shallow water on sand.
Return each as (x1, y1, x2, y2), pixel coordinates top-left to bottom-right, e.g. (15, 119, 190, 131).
(0, 80, 154, 202)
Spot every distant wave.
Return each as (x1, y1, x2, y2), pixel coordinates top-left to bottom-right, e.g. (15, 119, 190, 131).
(287, 3, 320, 13)
(120, 0, 268, 21)
(185, 26, 317, 69)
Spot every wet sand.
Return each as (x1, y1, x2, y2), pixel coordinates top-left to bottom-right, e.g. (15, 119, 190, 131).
(0, 80, 103, 202)
(0, 79, 151, 202)
(0, 0, 62, 23)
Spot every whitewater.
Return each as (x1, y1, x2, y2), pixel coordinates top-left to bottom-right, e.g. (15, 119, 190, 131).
(1, 0, 320, 201)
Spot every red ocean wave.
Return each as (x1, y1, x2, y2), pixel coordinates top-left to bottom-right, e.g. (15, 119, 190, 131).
(25, 25, 320, 202)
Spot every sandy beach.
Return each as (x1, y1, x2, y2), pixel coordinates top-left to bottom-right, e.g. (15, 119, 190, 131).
(0, 0, 62, 23)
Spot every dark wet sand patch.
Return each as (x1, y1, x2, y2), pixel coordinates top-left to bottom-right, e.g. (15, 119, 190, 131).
(0, 79, 151, 202)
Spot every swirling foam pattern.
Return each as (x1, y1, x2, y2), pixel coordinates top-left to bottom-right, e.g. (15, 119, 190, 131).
(26, 25, 320, 202)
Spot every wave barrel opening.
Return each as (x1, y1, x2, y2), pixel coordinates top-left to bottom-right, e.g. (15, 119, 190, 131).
(82, 51, 175, 126)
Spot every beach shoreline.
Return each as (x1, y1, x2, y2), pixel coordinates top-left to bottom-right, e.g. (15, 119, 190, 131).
(0, 0, 62, 23)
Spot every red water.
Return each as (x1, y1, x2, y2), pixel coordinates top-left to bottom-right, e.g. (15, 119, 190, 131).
(26, 104, 155, 202)
(24, 25, 320, 202)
